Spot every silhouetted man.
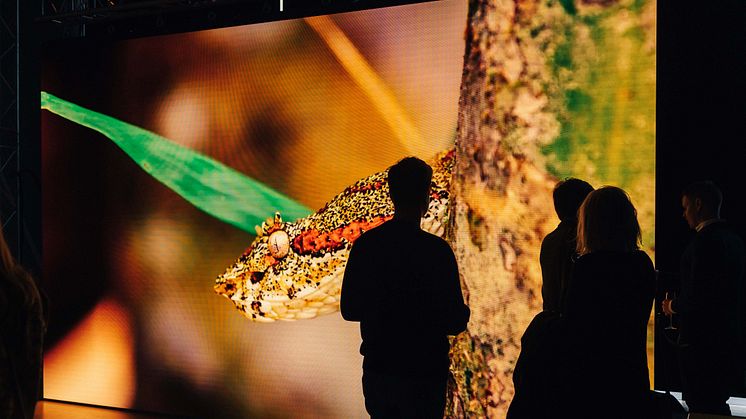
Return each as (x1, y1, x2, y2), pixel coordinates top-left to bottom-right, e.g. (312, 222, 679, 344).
(663, 181, 746, 415)
(341, 157, 470, 419)
(540, 178, 593, 313)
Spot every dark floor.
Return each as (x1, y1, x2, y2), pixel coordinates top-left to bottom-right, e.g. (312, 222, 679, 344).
(33, 395, 746, 418)
(34, 400, 176, 419)
(665, 392, 746, 418)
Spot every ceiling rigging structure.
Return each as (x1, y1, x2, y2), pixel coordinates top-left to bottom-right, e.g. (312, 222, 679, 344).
(37, 0, 431, 41)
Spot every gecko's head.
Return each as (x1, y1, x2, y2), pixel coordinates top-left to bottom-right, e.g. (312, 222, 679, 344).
(214, 211, 352, 322)
(214, 149, 454, 322)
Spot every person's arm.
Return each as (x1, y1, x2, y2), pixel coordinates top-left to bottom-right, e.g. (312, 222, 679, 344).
(439, 243, 470, 335)
(671, 237, 714, 314)
(340, 239, 368, 322)
(539, 237, 559, 312)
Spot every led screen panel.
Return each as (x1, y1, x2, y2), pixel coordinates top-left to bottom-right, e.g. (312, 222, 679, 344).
(41, 1, 655, 416)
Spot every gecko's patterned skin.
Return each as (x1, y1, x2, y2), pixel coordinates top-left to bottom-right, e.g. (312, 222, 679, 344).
(214, 150, 454, 322)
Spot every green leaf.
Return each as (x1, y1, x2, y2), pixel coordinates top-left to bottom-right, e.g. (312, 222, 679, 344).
(41, 91, 311, 233)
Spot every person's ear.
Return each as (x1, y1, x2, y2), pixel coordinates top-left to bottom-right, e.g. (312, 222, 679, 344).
(694, 198, 703, 213)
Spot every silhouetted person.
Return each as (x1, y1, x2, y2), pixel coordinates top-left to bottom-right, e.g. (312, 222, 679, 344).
(509, 186, 655, 419)
(540, 178, 594, 313)
(0, 226, 45, 419)
(341, 157, 470, 419)
(508, 178, 592, 419)
(562, 186, 655, 418)
(662, 181, 745, 416)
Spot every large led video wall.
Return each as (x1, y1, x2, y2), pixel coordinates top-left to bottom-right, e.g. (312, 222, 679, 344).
(41, 0, 655, 417)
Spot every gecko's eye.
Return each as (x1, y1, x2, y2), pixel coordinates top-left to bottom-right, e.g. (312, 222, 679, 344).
(268, 230, 290, 259)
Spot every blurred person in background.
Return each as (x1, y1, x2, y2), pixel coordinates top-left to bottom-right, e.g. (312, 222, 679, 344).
(0, 225, 45, 419)
(663, 181, 746, 416)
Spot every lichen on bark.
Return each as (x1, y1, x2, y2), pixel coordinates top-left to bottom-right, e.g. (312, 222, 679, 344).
(445, 0, 575, 416)
(445, 0, 653, 416)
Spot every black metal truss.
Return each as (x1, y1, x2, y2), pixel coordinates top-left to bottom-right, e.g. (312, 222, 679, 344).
(37, 0, 436, 41)
(0, 0, 40, 272)
(40, 0, 232, 23)
(0, 0, 20, 257)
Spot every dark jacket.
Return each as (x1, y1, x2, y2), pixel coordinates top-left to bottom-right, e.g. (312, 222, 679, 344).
(672, 221, 746, 400)
(507, 310, 563, 419)
(672, 221, 745, 349)
(562, 250, 655, 417)
(510, 250, 655, 419)
(341, 218, 470, 378)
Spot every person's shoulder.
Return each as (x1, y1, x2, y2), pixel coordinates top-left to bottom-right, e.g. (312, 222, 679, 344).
(631, 249, 652, 261)
(543, 221, 577, 247)
(350, 226, 380, 252)
(712, 222, 744, 241)
(632, 250, 655, 270)
(355, 220, 394, 242)
(696, 221, 743, 247)
(698, 220, 735, 236)
(419, 230, 455, 254)
(420, 229, 448, 245)
(576, 250, 652, 268)
(542, 224, 564, 243)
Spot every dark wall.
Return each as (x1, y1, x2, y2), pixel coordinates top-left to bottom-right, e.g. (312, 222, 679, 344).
(655, 0, 746, 391)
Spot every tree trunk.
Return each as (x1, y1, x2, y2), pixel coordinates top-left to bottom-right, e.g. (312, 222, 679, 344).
(445, 0, 563, 416)
(445, 0, 652, 416)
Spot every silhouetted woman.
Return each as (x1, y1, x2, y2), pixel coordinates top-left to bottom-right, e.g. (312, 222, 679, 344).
(561, 186, 655, 418)
(0, 227, 45, 419)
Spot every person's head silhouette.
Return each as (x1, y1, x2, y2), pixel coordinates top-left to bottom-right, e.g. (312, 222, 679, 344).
(576, 186, 641, 255)
(552, 178, 594, 222)
(681, 181, 722, 230)
(388, 157, 433, 220)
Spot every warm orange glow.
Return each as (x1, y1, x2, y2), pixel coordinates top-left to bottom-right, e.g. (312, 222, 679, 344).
(44, 297, 136, 408)
(34, 400, 144, 419)
(305, 15, 424, 154)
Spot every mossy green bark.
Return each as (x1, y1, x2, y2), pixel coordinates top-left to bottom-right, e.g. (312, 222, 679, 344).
(446, 0, 655, 416)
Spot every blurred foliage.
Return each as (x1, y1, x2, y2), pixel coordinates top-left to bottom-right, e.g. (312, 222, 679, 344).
(542, 0, 656, 248)
(41, 91, 312, 233)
